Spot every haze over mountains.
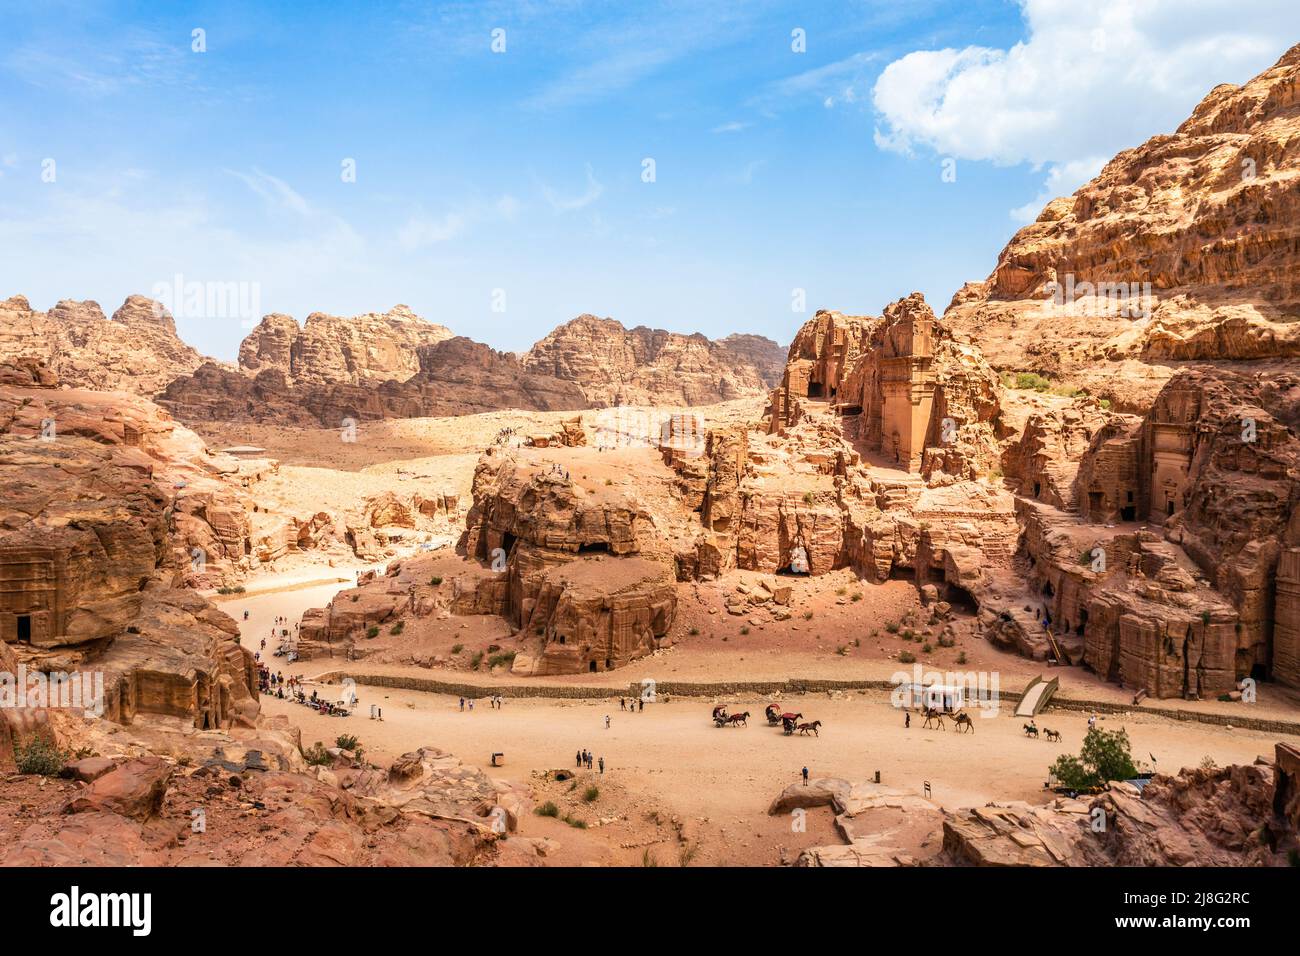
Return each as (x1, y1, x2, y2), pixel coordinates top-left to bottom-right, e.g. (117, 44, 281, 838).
(0, 295, 786, 426)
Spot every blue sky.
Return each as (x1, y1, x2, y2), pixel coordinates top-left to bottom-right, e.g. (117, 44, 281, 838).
(2, 0, 1297, 358)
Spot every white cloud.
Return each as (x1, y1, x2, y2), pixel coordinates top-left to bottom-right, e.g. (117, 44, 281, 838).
(751, 51, 878, 114)
(711, 121, 750, 134)
(226, 168, 314, 217)
(541, 164, 604, 213)
(871, 0, 1300, 213)
(398, 212, 466, 249)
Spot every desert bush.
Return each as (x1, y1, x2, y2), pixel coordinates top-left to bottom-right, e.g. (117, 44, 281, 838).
(14, 738, 69, 776)
(1050, 727, 1138, 791)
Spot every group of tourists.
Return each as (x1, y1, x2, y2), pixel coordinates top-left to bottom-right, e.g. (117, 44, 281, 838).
(458, 695, 506, 711)
(576, 748, 605, 774)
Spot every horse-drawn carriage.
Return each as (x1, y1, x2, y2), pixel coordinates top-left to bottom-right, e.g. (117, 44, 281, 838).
(712, 704, 749, 727)
(780, 712, 803, 735)
(765, 704, 782, 726)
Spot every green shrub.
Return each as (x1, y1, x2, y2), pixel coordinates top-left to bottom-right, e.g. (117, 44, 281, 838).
(851, 592, 863, 602)
(366, 625, 379, 639)
(582, 785, 599, 802)
(1014, 372, 1052, 392)
(450, 643, 464, 655)
(336, 734, 361, 753)
(470, 650, 484, 670)
(1049, 727, 1139, 791)
(303, 742, 332, 766)
(739, 627, 750, 635)
(956, 652, 967, 665)
(487, 651, 516, 669)
(430, 576, 443, 586)
(898, 651, 916, 664)
(390, 621, 404, 635)
(921, 643, 933, 654)
(534, 801, 560, 818)
(885, 621, 899, 634)
(14, 738, 69, 776)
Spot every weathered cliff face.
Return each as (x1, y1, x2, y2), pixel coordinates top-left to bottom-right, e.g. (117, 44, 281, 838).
(944, 43, 1300, 412)
(0, 379, 258, 730)
(770, 294, 1005, 483)
(940, 745, 1299, 867)
(522, 313, 784, 407)
(459, 449, 678, 674)
(0, 295, 207, 398)
(160, 336, 590, 425)
(237, 305, 453, 387)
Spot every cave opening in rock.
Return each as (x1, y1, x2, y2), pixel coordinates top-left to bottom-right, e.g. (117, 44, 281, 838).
(16, 615, 31, 642)
(501, 531, 517, 556)
(807, 381, 824, 399)
(1076, 608, 1088, 636)
(1120, 506, 1136, 521)
(578, 542, 610, 554)
(588, 660, 597, 673)
(1033, 481, 1041, 498)
(943, 582, 977, 613)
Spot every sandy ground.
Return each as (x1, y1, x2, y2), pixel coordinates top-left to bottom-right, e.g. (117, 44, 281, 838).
(219, 577, 1291, 866)
(201, 395, 1300, 865)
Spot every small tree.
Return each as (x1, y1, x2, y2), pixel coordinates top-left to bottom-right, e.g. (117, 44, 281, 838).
(1050, 727, 1139, 790)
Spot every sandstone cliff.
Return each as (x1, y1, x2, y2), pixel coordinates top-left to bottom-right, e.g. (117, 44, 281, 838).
(0, 294, 207, 398)
(522, 313, 784, 407)
(237, 305, 453, 387)
(944, 43, 1300, 412)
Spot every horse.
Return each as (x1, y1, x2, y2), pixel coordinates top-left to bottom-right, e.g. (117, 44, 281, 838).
(922, 707, 946, 731)
(797, 720, 822, 737)
(726, 711, 750, 727)
(1023, 722, 1039, 738)
(953, 711, 975, 734)
(1044, 728, 1061, 742)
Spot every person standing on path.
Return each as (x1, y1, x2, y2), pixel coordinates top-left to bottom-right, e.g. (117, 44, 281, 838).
(576, 750, 582, 768)
(605, 715, 611, 729)
(801, 766, 809, 786)
(905, 711, 910, 729)
(598, 756, 605, 774)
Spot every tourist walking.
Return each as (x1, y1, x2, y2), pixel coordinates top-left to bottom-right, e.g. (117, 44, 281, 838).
(598, 756, 604, 774)
(459, 697, 465, 712)
(576, 750, 582, 768)
(605, 715, 611, 729)
(905, 711, 910, 729)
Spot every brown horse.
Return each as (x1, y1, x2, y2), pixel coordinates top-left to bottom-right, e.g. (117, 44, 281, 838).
(1023, 722, 1039, 738)
(1044, 728, 1061, 742)
(726, 711, 750, 727)
(953, 711, 974, 734)
(797, 720, 822, 737)
(922, 707, 946, 731)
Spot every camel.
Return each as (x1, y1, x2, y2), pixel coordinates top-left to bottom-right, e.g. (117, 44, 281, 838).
(725, 711, 750, 727)
(1044, 728, 1061, 742)
(953, 711, 974, 734)
(922, 707, 946, 731)
(796, 720, 822, 736)
(1023, 722, 1039, 738)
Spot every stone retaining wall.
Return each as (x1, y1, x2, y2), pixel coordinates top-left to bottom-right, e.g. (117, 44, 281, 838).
(313, 670, 1300, 736)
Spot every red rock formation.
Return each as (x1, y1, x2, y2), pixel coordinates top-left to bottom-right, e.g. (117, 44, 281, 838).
(238, 305, 452, 387)
(0, 295, 207, 398)
(522, 313, 784, 406)
(944, 44, 1300, 412)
